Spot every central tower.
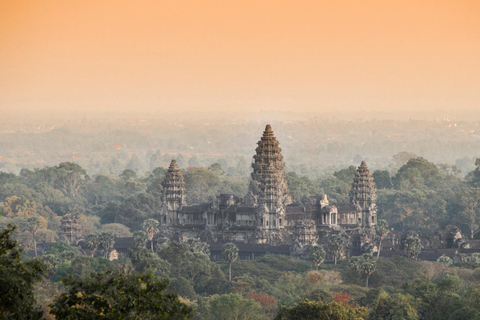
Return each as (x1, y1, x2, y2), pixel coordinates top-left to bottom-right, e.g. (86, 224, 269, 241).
(248, 124, 292, 229)
(160, 159, 187, 225)
(349, 161, 377, 228)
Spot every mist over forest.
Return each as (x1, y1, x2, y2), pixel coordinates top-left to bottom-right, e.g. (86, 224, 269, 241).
(2, 111, 480, 180)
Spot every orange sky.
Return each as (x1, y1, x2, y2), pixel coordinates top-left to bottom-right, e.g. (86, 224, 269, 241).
(1, 0, 479, 115)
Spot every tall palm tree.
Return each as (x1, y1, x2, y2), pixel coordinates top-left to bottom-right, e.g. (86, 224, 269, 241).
(309, 245, 326, 270)
(27, 216, 41, 257)
(375, 219, 389, 260)
(328, 235, 344, 265)
(143, 219, 159, 252)
(222, 243, 238, 282)
(85, 233, 99, 257)
(404, 236, 422, 260)
(133, 231, 148, 249)
(99, 232, 115, 259)
(360, 253, 376, 287)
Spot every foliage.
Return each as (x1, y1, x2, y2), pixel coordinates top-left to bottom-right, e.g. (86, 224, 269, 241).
(372, 170, 393, 189)
(274, 299, 368, 320)
(207, 294, 265, 320)
(49, 272, 193, 319)
(404, 236, 422, 260)
(222, 242, 239, 282)
(129, 247, 171, 278)
(375, 219, 389, 260)
(98, 231, 115, 258)
(437, 255, 453, 266)
(0, 224, 46, 319)
(368, 290, 419, 320)
(285, 172, 322, 201)
(184, 167, 220, 204)
(360, 254, 376, 287)
(308, 245, 326, 270)
(328, 235, 344, 264)
(143, 218, 159, 252)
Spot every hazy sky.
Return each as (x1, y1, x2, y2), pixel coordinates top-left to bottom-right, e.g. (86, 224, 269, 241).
(1, 1, 479, 116)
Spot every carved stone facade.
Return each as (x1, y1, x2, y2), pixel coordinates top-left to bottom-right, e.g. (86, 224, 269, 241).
(160, 159, 187, 225)
(248, 124, 292, 230)
(158, 124, 377, 248)
(349, 161, 377, 228)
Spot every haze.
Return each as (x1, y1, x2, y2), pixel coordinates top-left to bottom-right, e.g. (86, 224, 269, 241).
(1, 0, 479, 118)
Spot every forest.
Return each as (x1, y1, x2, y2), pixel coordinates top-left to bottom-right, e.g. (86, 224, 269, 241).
(2, 152, 480, 319)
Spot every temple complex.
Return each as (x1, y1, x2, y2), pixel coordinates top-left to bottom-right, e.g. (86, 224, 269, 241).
(158, 124, 378, 251)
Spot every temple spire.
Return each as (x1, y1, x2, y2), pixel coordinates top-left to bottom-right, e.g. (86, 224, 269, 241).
(160, 159, 186, 225)
(349, 161, 377, 227)
(249, 125, 291, 229)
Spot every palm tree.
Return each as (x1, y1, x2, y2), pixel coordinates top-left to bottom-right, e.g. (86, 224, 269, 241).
(186, 238, 210, 256)
(222, 243, 238, 282)
(85, 233, 99, 257)
(143, 219, 159, 252)
(437, 254, 453, 266)
(375, 219, 389, 260)
(27, 216, 41, 257)
(348, 256, 362, 272)
(360, 253, 376, 287)
(404, 236, 422, 260)
(328, 235, 344, 265)
(99, 232, 115, 258)
(309, 245, 326, 270)
(133, 231, 148, 249)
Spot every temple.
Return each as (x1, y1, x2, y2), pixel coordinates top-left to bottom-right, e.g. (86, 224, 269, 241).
(158, 124, 378, 251)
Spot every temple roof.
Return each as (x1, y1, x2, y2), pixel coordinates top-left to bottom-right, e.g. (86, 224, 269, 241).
(349, 161, 376, 206)
(249, 124, 292, 213)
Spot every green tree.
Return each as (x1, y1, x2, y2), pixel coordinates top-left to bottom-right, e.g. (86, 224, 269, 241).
(369, 290, 419, 320)
(119, 169, 137, 181)
(129, 247, 171, 278)
(222, 242, 239, 282)
(308, 245, 326, 270)
(404, 236, 422, 260)
(133, 230, 148, 249)
(394, 157, 441, 190)
(466, 158, 480, 187)
(274, 300, 368, 320)
(0, 224, 46, 319)
(85, 233, 99, 257)
(208, 163, 225, 176)
(49, 272, 192, 319)
(143, 218, 159, 252)
(184, 167, 221, 204)
(375, 219, 389, 260)
(54, 162, 90, 199)
(348, 256, 362, 272)
(436, 254, 453, 266)
(185, 238, 210, 256)
(99, 232, 115, 258)
(451, 187, 480, 239)
(372, 170, 393, 189)
(333, 166, 357, 183)
(102, 223, 132, 237)
(26, 216, 41, 257)
(360, 253, 376, 287)
(328, 235, 344, 265)
(209, 294, 264, 320)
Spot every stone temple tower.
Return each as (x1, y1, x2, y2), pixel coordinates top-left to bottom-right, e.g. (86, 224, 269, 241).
(248, 124, 292, 230)
(160, 159, 187, 225)
(349, 161, 377, 228)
